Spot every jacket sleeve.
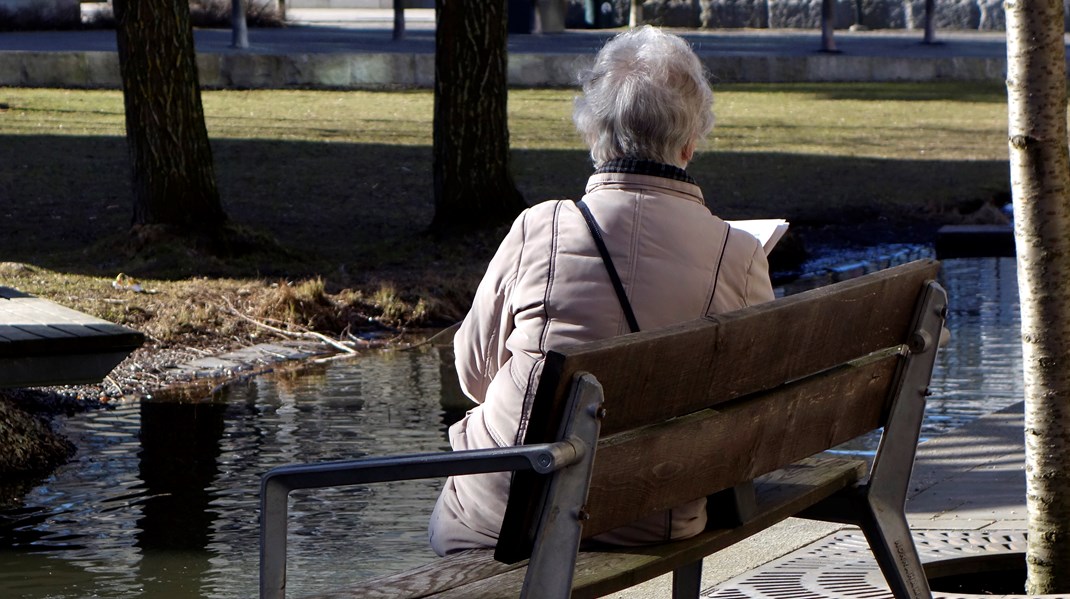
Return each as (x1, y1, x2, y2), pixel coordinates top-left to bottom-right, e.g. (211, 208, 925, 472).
(453, 211, 528, 404)
(745, 242, 776, 306)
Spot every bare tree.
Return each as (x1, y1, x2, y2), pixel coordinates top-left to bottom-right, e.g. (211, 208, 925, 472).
(113, 0, 228, 240)
(431, 0, 527, 233)
(1005, 0, 1070, 592)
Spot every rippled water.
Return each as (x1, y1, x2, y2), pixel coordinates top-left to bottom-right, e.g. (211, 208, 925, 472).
(1, 351, 463, 598)
(926, 257, 1022, 437)
(0, 257, 1023, 598)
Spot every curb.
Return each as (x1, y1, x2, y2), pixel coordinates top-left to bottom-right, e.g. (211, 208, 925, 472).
(0, 50, 1009, 89)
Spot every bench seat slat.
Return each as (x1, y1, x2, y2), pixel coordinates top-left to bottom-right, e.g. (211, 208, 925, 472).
(309, 550, 523, 599)
(572, 456, 866, 599)
(316, 456, 864, 599)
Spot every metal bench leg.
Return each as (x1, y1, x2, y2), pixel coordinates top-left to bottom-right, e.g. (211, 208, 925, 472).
(859, 500, 930, 599)
(800, 281, 944, 599)
(858, 280, 945, 599)
(672, 560, 702, 599)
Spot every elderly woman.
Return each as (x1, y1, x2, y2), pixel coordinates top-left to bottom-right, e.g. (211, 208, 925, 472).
(429, 26, 775, 556)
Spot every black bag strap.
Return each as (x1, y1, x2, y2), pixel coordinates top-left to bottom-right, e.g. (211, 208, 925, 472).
(574, 200, 640, 333)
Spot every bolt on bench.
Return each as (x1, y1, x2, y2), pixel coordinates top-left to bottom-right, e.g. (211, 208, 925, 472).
(260, 259, 946, 599)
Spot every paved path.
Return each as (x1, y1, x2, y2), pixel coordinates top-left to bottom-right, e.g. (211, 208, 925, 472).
(607, 401, 1029, 598)
(0, 8, 1018, 88)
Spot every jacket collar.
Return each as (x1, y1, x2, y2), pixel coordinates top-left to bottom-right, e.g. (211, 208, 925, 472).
(584, 169, 705, 206)
(594, 158, 697, 185)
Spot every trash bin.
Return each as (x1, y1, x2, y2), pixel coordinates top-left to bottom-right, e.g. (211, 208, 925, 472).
(508, 0, 536, 33)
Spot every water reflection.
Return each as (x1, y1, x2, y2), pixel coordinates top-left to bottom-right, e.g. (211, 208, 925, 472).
(0, 257, 1024, 598)
(1, 350, 458, 598)
(926, 257, 1022, 437)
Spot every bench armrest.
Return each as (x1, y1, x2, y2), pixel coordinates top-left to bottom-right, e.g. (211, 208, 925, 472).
(260, 441, 582, 599)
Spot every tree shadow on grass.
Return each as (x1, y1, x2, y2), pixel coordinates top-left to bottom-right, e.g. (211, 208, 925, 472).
(0, 133, 1009, 281)
(732, 81, 1007, 104)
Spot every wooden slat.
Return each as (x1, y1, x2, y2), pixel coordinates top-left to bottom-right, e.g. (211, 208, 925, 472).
(0, 297, 98, 328)
(0, 324, 46, 342)
(580, 355, 896, 538)
(0, 323, 75, 339)
(46, 324, 109, 338)
(537, 259, 939, 440)
(404, 457, 865, 599)
(2, 295, 91, 321)
(570, 457, 865, 599)
(305, 549, 520, 598)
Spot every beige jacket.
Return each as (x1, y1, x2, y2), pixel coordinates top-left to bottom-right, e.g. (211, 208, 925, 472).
(429, 171, 775, 556)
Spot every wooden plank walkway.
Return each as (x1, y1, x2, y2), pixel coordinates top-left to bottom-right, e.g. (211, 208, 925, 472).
(0, 287, 144, 388)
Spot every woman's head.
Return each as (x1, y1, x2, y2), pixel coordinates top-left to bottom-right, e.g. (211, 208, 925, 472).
(573, 26, 714, 169)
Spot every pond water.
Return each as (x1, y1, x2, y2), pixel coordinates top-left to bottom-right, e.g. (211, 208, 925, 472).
(0, 256, 1023, 598)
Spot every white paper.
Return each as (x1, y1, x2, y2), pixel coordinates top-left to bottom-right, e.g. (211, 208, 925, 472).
(726, 219, 789, 255)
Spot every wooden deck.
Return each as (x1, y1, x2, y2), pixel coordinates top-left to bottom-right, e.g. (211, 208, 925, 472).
(0, 287, 144, 388)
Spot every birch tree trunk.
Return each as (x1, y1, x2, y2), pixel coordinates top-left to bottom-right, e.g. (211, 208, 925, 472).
(630, 0, 642, 26)
(431, 0, 526, 233)
(1005, 0, 1070, 593)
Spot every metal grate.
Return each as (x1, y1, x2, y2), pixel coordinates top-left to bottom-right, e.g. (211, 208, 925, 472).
(704, 530, 1070, 599)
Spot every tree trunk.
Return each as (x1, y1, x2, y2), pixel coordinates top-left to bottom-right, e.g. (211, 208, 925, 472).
(114, 0, 228, 237)
(922, 0, 936, 44)
(1005, 0, 1070, 593)
(431, 0, 526, 233)
(394, 0, 406, 40)
(630, 0, 642, 26)
(231, 0, 249, 49)
(820, 0, 837, 52)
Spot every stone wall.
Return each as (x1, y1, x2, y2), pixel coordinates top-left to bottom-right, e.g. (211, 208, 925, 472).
(564, 0, 1064, 30)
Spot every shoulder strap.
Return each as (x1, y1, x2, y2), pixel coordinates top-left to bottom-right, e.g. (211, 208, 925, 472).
(574, 200, 640, 333)
(704, 221, 732, 318)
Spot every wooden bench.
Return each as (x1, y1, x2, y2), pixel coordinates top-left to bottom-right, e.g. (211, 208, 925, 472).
(0, 286, 145, 388)
(260, 259, 946, 599)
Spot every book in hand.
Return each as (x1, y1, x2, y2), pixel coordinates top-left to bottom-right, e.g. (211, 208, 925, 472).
(726, 219, 789, 255)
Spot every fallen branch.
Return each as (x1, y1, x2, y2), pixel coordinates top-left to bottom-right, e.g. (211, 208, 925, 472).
(221, 296, 357, 355)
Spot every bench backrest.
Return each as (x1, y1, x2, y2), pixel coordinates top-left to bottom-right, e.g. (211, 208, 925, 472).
(496, 259, 943, 561)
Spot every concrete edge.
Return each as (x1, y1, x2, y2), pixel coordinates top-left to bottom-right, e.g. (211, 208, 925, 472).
(0, 51, 1008, 89)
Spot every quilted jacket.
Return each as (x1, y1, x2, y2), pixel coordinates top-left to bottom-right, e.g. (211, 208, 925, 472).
(429, 169, 775, 555)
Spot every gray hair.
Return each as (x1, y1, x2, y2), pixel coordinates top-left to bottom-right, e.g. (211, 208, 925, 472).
(573, 26, 714, 168)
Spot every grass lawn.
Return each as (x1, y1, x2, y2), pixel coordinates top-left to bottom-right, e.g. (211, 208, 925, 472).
(0, 82, 1010, 346)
